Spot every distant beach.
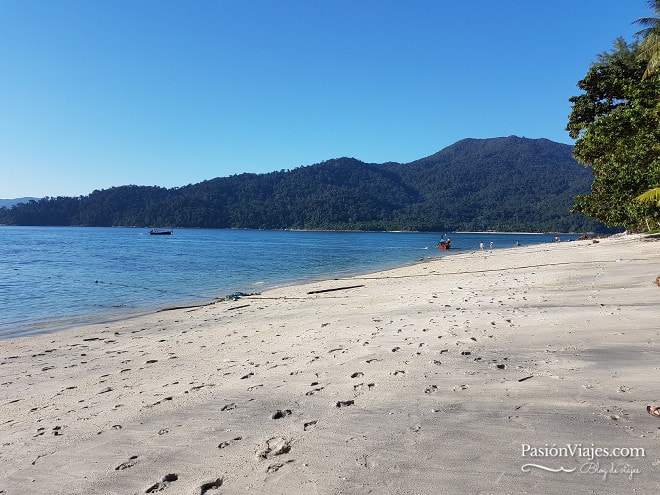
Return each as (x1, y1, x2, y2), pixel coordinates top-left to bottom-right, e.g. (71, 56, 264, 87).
(1, 233, 658, 494)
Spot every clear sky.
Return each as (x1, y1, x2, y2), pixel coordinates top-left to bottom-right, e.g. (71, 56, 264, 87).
(0, 0, 652, 198)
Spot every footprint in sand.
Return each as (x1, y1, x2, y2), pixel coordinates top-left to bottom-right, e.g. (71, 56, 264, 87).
(148, 396, 173, 408)
(271, 409, 292, 419)
(424, 385, 438, 394)
(266, 459, 295, 473)
(304, 420, 318, 431)
(218, 436, 242, 449)
(257, 437, 292, 459)
(198, 477, 224, 494)
(145, 473, 178, 493)
(452, 384, 469, 391)
(115, 455, 138, 470)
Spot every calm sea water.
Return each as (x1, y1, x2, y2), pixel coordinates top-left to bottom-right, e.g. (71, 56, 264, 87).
(0, 227, 575, 339)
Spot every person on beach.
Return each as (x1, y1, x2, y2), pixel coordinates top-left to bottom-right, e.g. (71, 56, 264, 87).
(489, 241, 493, 250)
(480, 242, 484, 250)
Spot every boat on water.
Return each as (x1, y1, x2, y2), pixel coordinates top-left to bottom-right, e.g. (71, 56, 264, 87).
(437, 238, 451, 250)
(150, 229, 173, 235)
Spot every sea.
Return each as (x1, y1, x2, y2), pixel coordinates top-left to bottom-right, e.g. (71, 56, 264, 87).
(0, 227, 578, 339)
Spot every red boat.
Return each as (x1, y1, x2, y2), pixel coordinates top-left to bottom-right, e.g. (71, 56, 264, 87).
(437, 239, 451, 250)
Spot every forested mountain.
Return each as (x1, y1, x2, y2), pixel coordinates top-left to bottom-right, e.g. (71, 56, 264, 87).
(0, 136, 606, 232)
(385, 136, 595, 231)
(0, 197, 39, 208)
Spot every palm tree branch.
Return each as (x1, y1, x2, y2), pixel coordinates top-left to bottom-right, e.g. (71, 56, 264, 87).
(635, 187, 660, 205)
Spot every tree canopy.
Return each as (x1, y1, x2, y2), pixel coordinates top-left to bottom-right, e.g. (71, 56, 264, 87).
(635, 0, 660, 79)
(566, 31, 660, 231)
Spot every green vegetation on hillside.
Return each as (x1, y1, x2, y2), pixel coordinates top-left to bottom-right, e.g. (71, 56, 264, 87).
(0, 137, 603, 232)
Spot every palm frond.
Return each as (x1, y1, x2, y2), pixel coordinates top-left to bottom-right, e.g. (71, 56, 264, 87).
(634, 16, 660, 30)
(635, 187, 660, 205)
(635, 21, 660, 77)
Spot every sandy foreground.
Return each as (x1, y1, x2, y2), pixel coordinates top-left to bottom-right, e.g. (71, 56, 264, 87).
(1, 234, 660, 495)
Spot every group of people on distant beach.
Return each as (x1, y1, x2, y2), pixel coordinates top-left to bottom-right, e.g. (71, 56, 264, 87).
(478, 240, 521, 250)
(438, 237, 525, 252)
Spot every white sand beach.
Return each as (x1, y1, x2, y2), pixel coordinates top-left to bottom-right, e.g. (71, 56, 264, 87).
(1, 234, 660, 494)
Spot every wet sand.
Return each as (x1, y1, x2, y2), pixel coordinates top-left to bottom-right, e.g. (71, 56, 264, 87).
(1, 234, 660, 494)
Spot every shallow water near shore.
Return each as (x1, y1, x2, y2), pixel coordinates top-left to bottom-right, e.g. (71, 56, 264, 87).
(0, 227, 575, 338)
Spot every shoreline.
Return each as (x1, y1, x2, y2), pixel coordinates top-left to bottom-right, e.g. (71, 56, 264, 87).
(2, 253, 443, 342)
(1, 234, 577, 342)
(2, 233, 659, 494)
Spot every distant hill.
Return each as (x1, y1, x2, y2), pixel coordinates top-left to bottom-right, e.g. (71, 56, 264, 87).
(0, 197, 39, 208)
(381, 136, 596, 232)
(0, 137, 606, 232)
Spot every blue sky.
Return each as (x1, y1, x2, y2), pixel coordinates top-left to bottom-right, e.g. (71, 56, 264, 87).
(0, 1, 651, 198)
